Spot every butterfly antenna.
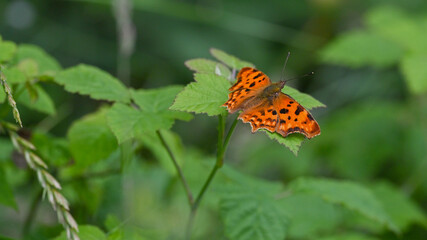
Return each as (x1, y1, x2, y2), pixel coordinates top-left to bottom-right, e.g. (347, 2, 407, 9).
(285, 71, 315, 83)
(280, 52, 291, 81)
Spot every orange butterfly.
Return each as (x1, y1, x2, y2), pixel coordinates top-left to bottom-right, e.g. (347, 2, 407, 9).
(223, 67, 320, 139)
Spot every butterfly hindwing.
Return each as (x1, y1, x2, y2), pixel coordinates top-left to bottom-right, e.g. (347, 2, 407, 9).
(238, 100, 278, 133)
(274, 93, 320, 139)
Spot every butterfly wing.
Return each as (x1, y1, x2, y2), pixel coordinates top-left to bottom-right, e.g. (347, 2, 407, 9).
(223, 67, 271, 113)
(238, 99, 278, 133)
(273, 93, 320, 139)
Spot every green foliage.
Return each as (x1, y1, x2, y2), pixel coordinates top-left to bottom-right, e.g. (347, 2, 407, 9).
(68, 108, 118, 168)
(320, 31, 403, 68)
(400, 55, 427, 94)
(0, 168, 17, 210)
(12, 44, 62, 75)
(56, 64, 131, 103)
(218, 168, 287, 240)
(54, 225, 107, 240)
(185, 58, 231, 78)
(170, 73, 230, 116)
(15, 84, 56, 115)
(0, 40, 17, 63)
(320, 6, 427, 95)
(210, 48, 255, 70)
(370, 182, 427, 231)
(318, 233, 380, 240)
(289, 178, 399, 233)
(107, 86, 191, 143)
(280, 193, 342, 238)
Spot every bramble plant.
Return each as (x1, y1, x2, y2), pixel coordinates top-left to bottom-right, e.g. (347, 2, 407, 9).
(1, 5, 427, 237)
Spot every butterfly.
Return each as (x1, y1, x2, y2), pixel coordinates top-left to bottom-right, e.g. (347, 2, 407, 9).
(222, 67, 320, 139)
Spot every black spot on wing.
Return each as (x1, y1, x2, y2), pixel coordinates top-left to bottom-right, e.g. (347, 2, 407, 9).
(272, 110, 277, 115)
(280, 108, 289, 114)
(295, 105, 303, 115)
(253, 73, 263, 79)
(249, 82, 255, 87)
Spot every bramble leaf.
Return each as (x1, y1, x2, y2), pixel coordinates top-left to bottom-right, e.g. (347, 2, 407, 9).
(68, 108, 118, 168)
(170, 73, 230, 116)
(0, 40, 17, 63)
(2, 67, 26, 84)
(107, 86, 189, 143)
(283, 86, 326, 110)
(131, 86, 193, 122)
(279, 193, 342, 238)
(318, 233, 380, 240)
(210, 48, 255, 70)
(365, 6, 427, 53)
(264, 132, 305, 156)
(12, 44, 61, 74)
(319, 31, 403, 68)
(289, 177, 399, 233)
(185, 58, 231, 78)
(55, 64, 131, 103)
(16, 84, 56, 115)
(400, 54, 427, 95)
(370, 182, 427, 231)
(218, 167, 287, 240)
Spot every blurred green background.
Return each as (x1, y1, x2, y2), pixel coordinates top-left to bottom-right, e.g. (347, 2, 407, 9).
(1, 0, 427, 239)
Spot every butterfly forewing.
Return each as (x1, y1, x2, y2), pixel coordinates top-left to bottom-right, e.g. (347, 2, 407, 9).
(223, 68, 271, 113)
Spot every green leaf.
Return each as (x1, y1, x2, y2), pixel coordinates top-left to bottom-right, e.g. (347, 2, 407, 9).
(289, 177, 399, 233)
(210, 48, 255, 70)
(131, 86, 193, 122)
(16, 84, 56, 115)
(54, 225, 107, 240)
(13, 44, 61, 74)
(370, 182, 427, 231)
(365, 6, 427, 53)
(170, 73, 230, 116)
(279, 193, 342, 239)
(55, 64, 130, 103)
(16, 59, 39, 78)
(107, 86, 191, 143)
(107, 103, 173, 143)
(264, 132, 305, 156)
(0, 167, 17, 210)
(219, 168, 287, 240)
(32, 132, 70, 167)
(185, 58, 231, 78)
(400, 54, 427, 95)
(319, 31, 403, 68)
(283, 86, 325, 110)
(318, 233, 380, 240)
(2, 67, 27, 84)
(68, 108, 118, 168)
(0, 40, 17, 63)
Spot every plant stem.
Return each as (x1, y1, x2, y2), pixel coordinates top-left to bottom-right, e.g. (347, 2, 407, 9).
(22, 188, 43, 235)
(157, 130, 194, 205)
(185, 114, 237, 239)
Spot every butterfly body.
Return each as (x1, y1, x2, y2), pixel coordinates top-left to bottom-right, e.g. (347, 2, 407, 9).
(222, 67, 320, 139)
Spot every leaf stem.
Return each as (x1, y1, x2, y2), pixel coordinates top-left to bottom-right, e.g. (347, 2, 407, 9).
(185, 114, 237, 239)
(157, 130, 194, 205)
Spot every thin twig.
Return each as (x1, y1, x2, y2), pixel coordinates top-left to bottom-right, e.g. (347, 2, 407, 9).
(156, 130, 194, 205)
(23, 188, 43, 235)
(185, 114, 237, 239)
(113, 0, 136, 85)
